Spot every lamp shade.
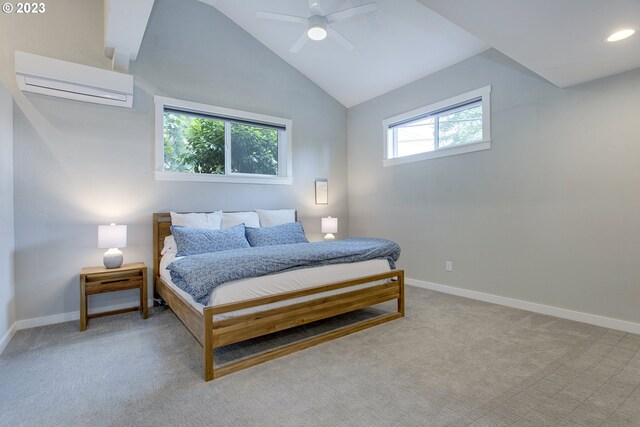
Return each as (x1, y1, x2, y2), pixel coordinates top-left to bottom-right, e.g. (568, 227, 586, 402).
(321, 216, 338, 234)
(98, 223, 127, 249)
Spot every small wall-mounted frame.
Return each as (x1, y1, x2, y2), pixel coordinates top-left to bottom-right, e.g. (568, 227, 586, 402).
(315, 178, 328, 204)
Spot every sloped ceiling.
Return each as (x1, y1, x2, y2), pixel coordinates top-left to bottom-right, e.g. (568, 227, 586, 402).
(106, 1, 640, 106)
(418, 0, 640, 88)
(200, 0, 488, 107)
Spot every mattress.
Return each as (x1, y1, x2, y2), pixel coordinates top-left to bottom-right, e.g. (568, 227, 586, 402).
(160, 251, 391, 319)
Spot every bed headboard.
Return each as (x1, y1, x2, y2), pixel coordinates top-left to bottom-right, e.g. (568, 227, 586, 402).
(152, 212, 173, 281)
(152, 210, 298, 283)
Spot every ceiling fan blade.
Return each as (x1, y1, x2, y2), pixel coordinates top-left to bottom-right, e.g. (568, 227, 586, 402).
(327, 26, 356, 51)
(326, 2, 377, 24)
(256, 11, 307, 24)
(290, 31, 310, 53)
(308, 0, 322, 16)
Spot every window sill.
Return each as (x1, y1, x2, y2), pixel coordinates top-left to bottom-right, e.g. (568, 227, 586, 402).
(383, 140, 491, 167)
(155, 171, 293, 185)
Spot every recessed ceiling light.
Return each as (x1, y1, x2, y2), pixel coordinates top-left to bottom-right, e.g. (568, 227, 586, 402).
(606, 29, 636, 42)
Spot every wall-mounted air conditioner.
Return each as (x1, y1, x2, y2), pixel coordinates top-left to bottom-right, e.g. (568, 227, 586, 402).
(15, 51, 134, 108)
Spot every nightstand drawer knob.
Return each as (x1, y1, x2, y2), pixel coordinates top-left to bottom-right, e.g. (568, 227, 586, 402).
(88, 276, 137, 285)
(100, 278, 129, 285)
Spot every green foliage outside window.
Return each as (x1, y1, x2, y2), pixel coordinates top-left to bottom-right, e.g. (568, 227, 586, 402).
(231, 124, 278, 175)
(163, 112, 278, 176)
(438, 105, 482, 148)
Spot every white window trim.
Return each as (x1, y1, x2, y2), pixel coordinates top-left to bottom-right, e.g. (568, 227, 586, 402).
(154, 96, 293, 185)
(382, 86, 491, 167)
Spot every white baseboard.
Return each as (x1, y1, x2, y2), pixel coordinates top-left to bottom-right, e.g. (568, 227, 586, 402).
(12, 299, 155, 332)
(15, 311, 80, 330)
(0, 323, 17, 354)
(406, 278, 640, 335)
(1, 299, 156, 353)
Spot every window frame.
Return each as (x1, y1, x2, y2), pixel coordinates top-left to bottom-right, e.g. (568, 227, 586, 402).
(382, 86, 491, 166)
(154, 96, 293, 185)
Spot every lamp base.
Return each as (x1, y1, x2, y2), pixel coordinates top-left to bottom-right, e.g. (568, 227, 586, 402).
(103, 248, 123, 269)
(324, 233, 336, 241)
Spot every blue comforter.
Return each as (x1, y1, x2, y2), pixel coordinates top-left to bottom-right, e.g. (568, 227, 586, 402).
(168, 238, 401, 305)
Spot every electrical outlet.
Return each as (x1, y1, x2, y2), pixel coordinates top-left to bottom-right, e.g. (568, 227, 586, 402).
(445, 261, 453, 272)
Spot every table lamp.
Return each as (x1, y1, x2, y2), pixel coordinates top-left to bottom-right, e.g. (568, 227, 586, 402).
(98, 223, 127, 269)
(321, 216, 338, 241)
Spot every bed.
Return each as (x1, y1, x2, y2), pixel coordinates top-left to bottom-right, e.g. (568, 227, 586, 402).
(153, 212, 405, 381)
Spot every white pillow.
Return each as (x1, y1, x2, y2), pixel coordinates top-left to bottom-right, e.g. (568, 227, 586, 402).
(256, 209, 296, 227)
(161, 235, 177, 256)
(170, 211, 222, 229)
(221, 211, 260, 229)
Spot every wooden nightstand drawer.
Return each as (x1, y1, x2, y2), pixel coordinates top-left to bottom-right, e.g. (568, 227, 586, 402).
(84, 268, 143, 281)
(85, 277, 143, 295)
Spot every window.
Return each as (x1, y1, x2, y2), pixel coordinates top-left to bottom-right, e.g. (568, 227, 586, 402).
(383, 86, 491, 166)
(155, 96, 292, 184)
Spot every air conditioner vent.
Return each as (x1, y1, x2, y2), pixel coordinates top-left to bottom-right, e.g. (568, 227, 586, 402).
(15, 51, 133, 108)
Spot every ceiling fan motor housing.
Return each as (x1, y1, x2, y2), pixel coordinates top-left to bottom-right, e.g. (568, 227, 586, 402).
(307, 15, 328, 40)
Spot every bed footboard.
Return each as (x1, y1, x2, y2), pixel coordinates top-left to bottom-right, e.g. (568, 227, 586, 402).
(202, 269, 404, 381)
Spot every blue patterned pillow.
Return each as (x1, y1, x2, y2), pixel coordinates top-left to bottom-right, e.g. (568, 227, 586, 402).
(171, 224, 250, 257)
(245, 222, 308, 247)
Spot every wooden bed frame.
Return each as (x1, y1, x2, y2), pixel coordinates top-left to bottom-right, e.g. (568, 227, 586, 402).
(153, 212, 404, 381)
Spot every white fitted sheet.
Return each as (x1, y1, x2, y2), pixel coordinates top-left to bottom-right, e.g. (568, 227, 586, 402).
(160, 251, 391, 319)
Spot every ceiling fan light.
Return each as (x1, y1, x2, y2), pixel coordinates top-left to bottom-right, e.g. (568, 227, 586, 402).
(307, 15, 328, 41)
(308, 26, 327, 41)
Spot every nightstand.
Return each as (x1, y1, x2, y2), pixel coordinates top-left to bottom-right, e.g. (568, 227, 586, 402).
(79, 262, 148, 331)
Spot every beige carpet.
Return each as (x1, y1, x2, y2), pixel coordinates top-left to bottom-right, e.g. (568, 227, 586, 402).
(1, 286, 638, 426)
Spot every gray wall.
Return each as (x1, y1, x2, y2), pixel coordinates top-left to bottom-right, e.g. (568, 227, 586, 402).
(0, 82, 15, 344)
(348, 50, 640, 324)
(1, 0, 348, 321)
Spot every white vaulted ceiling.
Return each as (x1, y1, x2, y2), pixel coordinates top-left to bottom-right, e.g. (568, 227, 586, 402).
(106, 1, 640, 107)
(199, 0, 488, 107)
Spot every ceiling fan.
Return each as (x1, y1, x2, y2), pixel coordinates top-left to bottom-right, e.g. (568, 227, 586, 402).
(257, 1, 377, 53)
